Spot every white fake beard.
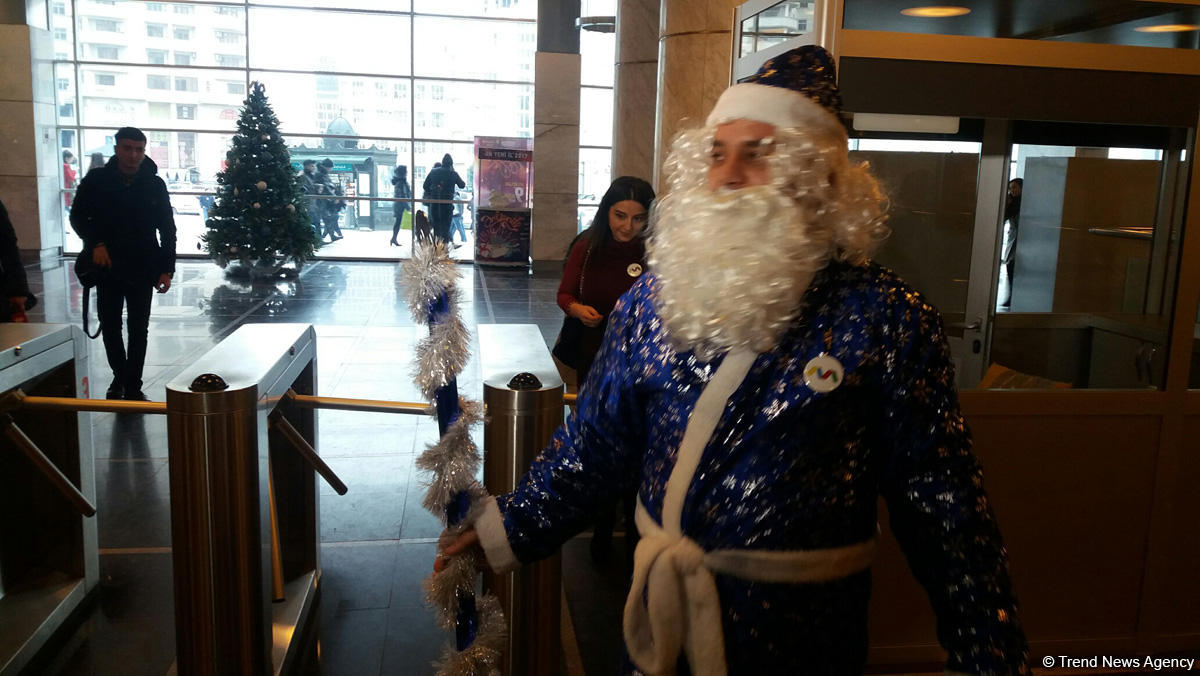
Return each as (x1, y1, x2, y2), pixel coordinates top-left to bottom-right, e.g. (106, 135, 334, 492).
(646, 184, 831, 359)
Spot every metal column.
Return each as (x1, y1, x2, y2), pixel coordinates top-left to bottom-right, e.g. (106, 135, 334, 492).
(479, 324, 564, 676)
(0, 324, 96, 675)
(166, 323, 323, 675)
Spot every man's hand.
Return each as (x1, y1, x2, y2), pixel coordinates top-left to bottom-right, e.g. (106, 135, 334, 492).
(571, 303, 604, 328)
(155, 273, 172, 293)
(433, 528, 484, 573)
(92, 244, 111, 268)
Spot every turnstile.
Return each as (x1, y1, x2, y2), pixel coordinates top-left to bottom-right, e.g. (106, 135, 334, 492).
(0, 324, 96, 675)
(480, 324, 564, 676)
(166, 323, 323, 675)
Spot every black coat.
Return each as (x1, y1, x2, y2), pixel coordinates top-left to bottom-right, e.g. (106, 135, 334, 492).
(422, 166, 465, 225)
(0, 199, 32, 304)
(70, 156, 177, 285)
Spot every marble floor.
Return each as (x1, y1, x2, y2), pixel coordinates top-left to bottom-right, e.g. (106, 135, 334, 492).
(13, 256, 630, 676)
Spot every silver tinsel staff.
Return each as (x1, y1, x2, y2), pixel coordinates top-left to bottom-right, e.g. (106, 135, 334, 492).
(403, 239, 506, 675)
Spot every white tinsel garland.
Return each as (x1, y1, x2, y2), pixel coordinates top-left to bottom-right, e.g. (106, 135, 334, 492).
(432, 595, 507, 676)
(403, 240, 460, 322)
(414, 314, 471, 399)
(403, 240, 507, 676)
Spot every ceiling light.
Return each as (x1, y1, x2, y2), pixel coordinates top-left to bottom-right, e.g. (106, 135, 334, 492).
(1134, 24, 1200, 33)
(900, 6, 971, 18)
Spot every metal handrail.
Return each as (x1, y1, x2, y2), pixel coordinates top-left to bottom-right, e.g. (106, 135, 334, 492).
(2, 389, 167, 415)
(284, 389, 431, 416)
(269, 413, 349, 496)
(1, 414, 96, 517)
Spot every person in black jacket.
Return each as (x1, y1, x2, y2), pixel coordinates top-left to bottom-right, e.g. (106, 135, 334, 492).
(0, 198, 34, 321)
(421, 154, 465, 244)
(70, 127, 177, 400)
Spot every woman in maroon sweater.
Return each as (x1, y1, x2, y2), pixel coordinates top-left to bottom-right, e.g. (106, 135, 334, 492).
(556, 176, 654, 562)
(556, 176, 655, 384)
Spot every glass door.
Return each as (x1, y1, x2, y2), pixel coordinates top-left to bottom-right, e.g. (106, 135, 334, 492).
(985, 121, 1189, 390)
(849, 122, 994, 387)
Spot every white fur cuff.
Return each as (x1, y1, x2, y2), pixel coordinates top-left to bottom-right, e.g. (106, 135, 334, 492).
(474, 498, 519, 574)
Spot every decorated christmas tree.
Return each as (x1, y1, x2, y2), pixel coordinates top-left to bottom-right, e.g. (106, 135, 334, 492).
(203, 81, 318, 273)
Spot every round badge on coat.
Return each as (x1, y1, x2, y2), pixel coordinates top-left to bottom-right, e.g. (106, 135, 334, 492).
(803, 354, 843, 393)
(627, 263, 643, 278)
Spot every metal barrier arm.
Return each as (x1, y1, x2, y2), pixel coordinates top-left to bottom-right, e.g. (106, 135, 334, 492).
(268, 413, 349, 496)
(284, 388, 431, 416)
(0, 414, 97, 517)
(0, 388, 167, 415)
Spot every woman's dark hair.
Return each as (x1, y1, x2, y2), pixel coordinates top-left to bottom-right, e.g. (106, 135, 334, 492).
(574, 176, 655, 255)
(392, 165, 407, 184)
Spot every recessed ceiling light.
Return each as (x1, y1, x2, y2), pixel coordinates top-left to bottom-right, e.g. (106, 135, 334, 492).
(900, 6, 972, 18)
(1134, 24, 1200, 33)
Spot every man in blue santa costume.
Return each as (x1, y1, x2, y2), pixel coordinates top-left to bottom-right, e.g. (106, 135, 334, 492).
(439, 45, 1032, 676)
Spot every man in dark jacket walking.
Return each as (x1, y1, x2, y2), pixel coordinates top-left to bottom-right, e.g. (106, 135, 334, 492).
(70, 127, 177, 400)
(422, 153, 465, 244)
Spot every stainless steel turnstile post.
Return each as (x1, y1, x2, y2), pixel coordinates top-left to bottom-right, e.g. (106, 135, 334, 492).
(480, 324, 564, 676)
(166, 323, 327, 675)
(0, 324, 96, 675)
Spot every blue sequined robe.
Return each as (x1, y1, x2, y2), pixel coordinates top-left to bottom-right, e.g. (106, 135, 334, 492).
(490, 261, 1031, 675)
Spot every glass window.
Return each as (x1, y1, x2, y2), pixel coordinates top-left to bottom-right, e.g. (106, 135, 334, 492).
(147, 74, 170, 89)
(52, 2, 65, 15)
(414, 80, 533, 140)
(173, 4, 194, 15)
(177, 104, 196, 120)
(174, 51, 195, 66)
(174, 26, 192, 40)
(147, 49, 167, 64)
(94, 72, 115, 86)
(577, 205, 599, 234)
(90, 18, 120, 32)
(411, 0, 535, 19)
(54, 27, 68, 40)
(413, 17, 534, 82)
(64, 128, 236, 254)
(249, 0, 410, 10)
(578, 147, 612, 206)
(54, 63, 76, 125)
(215, 54, 245, 68)
(77, 65, 241, 131)
(226, 80, 245, 95)
(248, 8, 411, 77)
(146, 3, 164, 10)
(580, 29, 615, 87)
(580, 87, 614, 147)
(91, 44, 120, 60)
(252, 71, 413, 139)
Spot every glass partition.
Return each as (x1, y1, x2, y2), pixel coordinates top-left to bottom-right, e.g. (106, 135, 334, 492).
(53, 0, 537, 260)
(989, 123, 1186, 389)
(248, 8, 411, 77)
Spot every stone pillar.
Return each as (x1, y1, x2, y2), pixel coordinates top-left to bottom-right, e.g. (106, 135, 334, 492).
(0, 5, 63, 262)
(654, 0, 738, 188)
(611, 0, 658, 185)
(532, 0, 581, 267)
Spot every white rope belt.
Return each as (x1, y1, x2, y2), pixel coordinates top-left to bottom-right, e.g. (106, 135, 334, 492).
(622, 501, 878, 676)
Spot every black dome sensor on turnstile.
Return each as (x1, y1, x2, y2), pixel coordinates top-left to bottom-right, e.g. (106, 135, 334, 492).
(189, 373, 229, 392)
(507, 372, 542, 390)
